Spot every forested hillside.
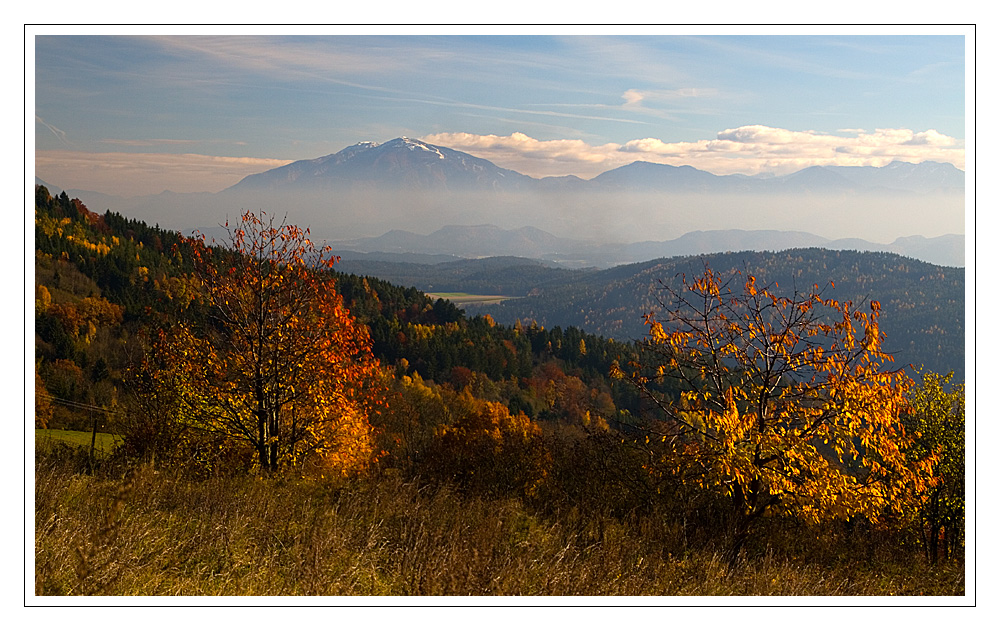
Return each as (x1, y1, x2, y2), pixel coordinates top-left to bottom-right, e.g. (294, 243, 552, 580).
(33, 186, 965, 595)
(467, 249, 964, 379)
(334, 248, 964, 378)
(33, 186, 639, 440)
(334, 255, 588, 296)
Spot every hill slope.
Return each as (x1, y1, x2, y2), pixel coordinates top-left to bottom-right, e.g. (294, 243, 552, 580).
(461, 249, 964, 379)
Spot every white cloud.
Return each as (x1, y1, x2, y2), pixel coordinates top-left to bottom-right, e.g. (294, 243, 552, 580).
(423, 126, 965, 179)
(423, 132, 622, 174)
(36, 126, 965, 198)
(903, 129, 955, 146)
(622, 89, 644, 107)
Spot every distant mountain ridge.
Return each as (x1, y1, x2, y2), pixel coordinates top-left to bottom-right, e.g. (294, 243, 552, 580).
(227, 137, 965, 196)
(331, 224, 965, 268)
(46, 137, 965, 270)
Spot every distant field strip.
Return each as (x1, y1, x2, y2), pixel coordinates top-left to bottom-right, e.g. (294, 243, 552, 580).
(427, 292, 515, 306)
(36, 429, 122, 454)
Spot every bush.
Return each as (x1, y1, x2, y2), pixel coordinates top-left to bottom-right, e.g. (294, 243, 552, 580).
(421, 400, 550, 499)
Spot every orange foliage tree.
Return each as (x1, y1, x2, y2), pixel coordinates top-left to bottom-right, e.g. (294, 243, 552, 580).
(612, 265, 937, 560)
(152, 211, 384, 473)
(425, 399, 550, 499)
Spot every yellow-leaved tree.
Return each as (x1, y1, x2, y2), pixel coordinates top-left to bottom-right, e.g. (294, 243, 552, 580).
(612, 264, 937, 562)
(906, 371, 964, 564)
(136, 211, 384, 474)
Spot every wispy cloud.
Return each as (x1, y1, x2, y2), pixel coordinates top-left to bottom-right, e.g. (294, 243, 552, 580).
(99, 138, 203, 147)
(387, 94, 648, 126)
(685, 36, 882, 82)
(35, 150, 293, 196)
(148, 36, 423, 79)
(144, 36, 652, 129)
(622, 87, 719, 107)
(424, 126, 965, 178)
(35, 116, 73, 149)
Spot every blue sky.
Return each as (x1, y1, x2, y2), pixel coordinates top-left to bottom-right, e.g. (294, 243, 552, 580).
(33, 31, 967, 197)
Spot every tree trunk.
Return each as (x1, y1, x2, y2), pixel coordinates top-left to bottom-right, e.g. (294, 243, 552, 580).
(724, 482, 752, 568)
(257, 405, 269, 470)
(724, 509, 754, 569)
(88, 409, 98, 472)
(926, 489, 941, 564)
(256, 376, 273, 471)
(268, 407, 279, 470)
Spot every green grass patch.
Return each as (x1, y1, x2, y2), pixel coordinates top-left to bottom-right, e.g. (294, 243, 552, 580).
(427, 292, 515, 306)
(36, 429, 122, 455)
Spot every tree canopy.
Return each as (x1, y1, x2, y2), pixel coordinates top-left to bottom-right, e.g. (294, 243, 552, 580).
(906, 371, 965, 563)
(140, 211, 384, 473)
(613, 265, 938, 560)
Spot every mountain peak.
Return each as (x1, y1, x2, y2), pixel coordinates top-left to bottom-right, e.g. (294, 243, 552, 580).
(384, 136, 446, 158)
(228, 136, 531, 193)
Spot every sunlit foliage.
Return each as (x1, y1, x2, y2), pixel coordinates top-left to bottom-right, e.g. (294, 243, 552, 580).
(613, 265, 938, 560)
(424, 399, 551, 499)
(139, 211, 384, 474)
(906, 371, 965, 563)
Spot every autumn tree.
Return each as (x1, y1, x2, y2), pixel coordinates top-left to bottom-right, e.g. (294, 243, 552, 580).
(906, 371, 964, 563)
(377, 372, 452, 470)
(424, 398, 550, 499)
(35, 363, 53, 429)
(148, 211, 383, 473)
(612, 264, 937, 562)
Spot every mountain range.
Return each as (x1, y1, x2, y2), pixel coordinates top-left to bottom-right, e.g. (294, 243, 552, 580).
(330, 224, 964, 268)
(44, 136, 966, 267)
(229, 137, 535, 193)
(228, 136, 964, 196)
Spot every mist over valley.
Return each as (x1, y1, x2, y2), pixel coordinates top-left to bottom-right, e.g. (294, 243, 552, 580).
(52, 137, 965, 269)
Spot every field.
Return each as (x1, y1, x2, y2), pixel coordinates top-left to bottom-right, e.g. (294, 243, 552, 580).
(426, 292, 514, 306)
(35, 429, 121, 455)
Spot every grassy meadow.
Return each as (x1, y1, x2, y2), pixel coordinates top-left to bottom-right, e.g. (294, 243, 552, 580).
(36, 429, 121, 455)
(33, 443, 964, 598)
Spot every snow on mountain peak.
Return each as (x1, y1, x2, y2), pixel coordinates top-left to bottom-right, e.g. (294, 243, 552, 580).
(392, 137, 445, 159)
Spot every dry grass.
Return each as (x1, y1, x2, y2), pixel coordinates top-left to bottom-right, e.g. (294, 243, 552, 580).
(34, 455, 964, 597)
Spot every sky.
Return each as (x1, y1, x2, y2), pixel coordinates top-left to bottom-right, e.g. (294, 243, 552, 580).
(32, 30, 968, 198)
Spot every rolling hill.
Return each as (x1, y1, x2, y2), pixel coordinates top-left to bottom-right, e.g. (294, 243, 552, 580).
(341, 248, 965, 379)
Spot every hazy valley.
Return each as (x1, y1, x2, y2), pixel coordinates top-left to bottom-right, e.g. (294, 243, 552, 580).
(44, 137, 965, 269)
